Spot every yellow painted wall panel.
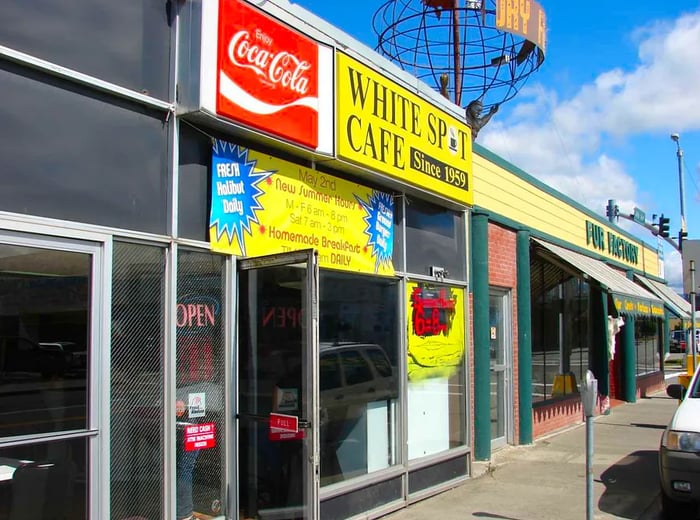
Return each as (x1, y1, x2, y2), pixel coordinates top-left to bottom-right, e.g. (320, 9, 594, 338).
(473, 152, 661, 276)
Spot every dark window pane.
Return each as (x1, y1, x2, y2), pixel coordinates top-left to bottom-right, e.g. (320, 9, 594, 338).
(110, 242, 165, 520)
(0, 63, 169, 234)
(405, 198, 465, 279)
(393, 198, 404, 271)
(319, 271, 399, 486)
(320, 354, 341, 391)
(340, 350, 373, 385)
(178, 124, 211, 241)
(408, 455, 467, 494)
(530, 251, 591, 403)
(635, 317, 660, 375)
(366, 348, 392, 378)
(320, 477, 402, 520)
(0, 0, 171, 99)
(0, 437, 88, 519)
(0, 245, 90, 437)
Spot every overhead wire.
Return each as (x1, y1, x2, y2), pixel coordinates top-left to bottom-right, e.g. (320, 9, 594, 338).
(682, 155, 700, 202)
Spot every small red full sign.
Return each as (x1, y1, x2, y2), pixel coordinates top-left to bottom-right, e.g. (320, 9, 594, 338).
(184, 422, 216, 452)
(269, 412, 298, 433)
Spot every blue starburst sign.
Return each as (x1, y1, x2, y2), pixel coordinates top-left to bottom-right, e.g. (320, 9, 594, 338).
(209, 140, 275, 255)
(355, 190, 394, 272)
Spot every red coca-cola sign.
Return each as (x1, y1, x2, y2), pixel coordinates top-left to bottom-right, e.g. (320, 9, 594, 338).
(217, 0, 320, 149)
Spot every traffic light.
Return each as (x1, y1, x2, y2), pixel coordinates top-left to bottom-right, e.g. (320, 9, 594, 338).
(658, 214, 670, 237)
(679, 229, 688, 250)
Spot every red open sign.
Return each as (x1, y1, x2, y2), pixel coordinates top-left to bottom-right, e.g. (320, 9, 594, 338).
(269, 412, 299, 433)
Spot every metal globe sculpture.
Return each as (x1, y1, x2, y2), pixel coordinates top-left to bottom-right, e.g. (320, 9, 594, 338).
(373, 0, 547, 123)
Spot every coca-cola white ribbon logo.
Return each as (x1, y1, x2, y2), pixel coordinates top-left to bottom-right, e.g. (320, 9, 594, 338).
(220, 29, 318, 115)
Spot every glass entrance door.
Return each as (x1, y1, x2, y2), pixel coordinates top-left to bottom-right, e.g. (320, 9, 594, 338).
(238, 250, 319, 520)
(488, 289, 511, 450)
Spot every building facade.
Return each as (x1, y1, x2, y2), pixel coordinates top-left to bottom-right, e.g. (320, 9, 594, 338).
(471, 144, 674, 452)
(0, 1, 678, 519)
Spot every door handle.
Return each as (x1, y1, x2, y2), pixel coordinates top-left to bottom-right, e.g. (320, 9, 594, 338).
(238, 413, 312, 429)
(236, 413, 270, 421)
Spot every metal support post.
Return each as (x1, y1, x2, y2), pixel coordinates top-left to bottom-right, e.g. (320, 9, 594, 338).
(692, 261, 697, 372)
(586, 415, 594, 520)
(581, 370, 597, 520)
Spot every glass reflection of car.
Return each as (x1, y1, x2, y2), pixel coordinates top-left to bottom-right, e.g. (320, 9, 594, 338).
(0, 337, 82, 379)
(660, 372, 700, 518)
(319, 342, 397, 466)
(38, 341, 87, 373)
(319, 342, 396, 409)
(670, 330, 687, 354)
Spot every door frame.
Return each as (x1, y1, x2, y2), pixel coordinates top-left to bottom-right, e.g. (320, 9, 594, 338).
(488, 287, 514, 450)
(0, 224, 108, 520)
(236, 249, 320, 520)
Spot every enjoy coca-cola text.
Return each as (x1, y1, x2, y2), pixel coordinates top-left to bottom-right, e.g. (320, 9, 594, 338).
(227, 30, 312, 95)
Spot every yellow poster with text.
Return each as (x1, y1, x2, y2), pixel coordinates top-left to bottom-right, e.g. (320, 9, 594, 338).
(406, 281, 465, 381)
(209, 141, 395, 275)
(336, 52, 473, 205)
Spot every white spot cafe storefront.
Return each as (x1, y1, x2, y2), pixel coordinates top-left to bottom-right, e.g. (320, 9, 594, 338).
(172, 1, 475, 519)
(0, 0, 476, 519)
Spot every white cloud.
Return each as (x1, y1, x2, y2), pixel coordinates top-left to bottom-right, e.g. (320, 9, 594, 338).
(480, 10, 700, 214)
(478, 11, 700, 292)
(664, 249, 684, 293)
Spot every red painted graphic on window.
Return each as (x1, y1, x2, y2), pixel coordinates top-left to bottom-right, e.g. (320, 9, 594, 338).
(410, 285, 457, 337)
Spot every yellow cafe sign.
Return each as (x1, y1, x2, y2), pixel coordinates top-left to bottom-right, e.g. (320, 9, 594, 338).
(336, 52, 473, 205)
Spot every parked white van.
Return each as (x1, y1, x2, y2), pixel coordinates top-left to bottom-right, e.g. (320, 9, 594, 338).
(661, 373, 700, 518)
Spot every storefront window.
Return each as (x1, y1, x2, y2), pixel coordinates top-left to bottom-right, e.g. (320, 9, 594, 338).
(0, 246, 90, 437)
(405, 198, 465, 280)
(531, 255, 591, 402)
(393, 197, 405, 272)
(0, 0, 171, 99)
(0, 242, 92, 519)
(0, 67, 169, 234)
(635, 317, 661, 375)
(406, 281, 466, 459)
(176, 250, 226, 520)
(0, 437, 88, 518)
(110, 242, 165, 520)
(319, 271, 399, 486)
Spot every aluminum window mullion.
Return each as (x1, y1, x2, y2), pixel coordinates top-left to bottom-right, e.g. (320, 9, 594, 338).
(0, 44, 174, 113)
(227, 255, 238, 520)
(165, 243, 178, 520)
(0, 429, 99, 449)
(95, 236, 113, 520)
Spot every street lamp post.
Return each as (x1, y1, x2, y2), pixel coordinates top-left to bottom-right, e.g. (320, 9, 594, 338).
(671, 133, 697, 364)
(670, 134, 687, 238)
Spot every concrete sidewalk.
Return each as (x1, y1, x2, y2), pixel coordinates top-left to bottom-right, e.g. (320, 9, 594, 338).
(385, 391, 680, 520)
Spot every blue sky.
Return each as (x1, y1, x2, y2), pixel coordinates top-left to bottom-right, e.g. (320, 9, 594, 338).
(292, 0, 700, 292)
